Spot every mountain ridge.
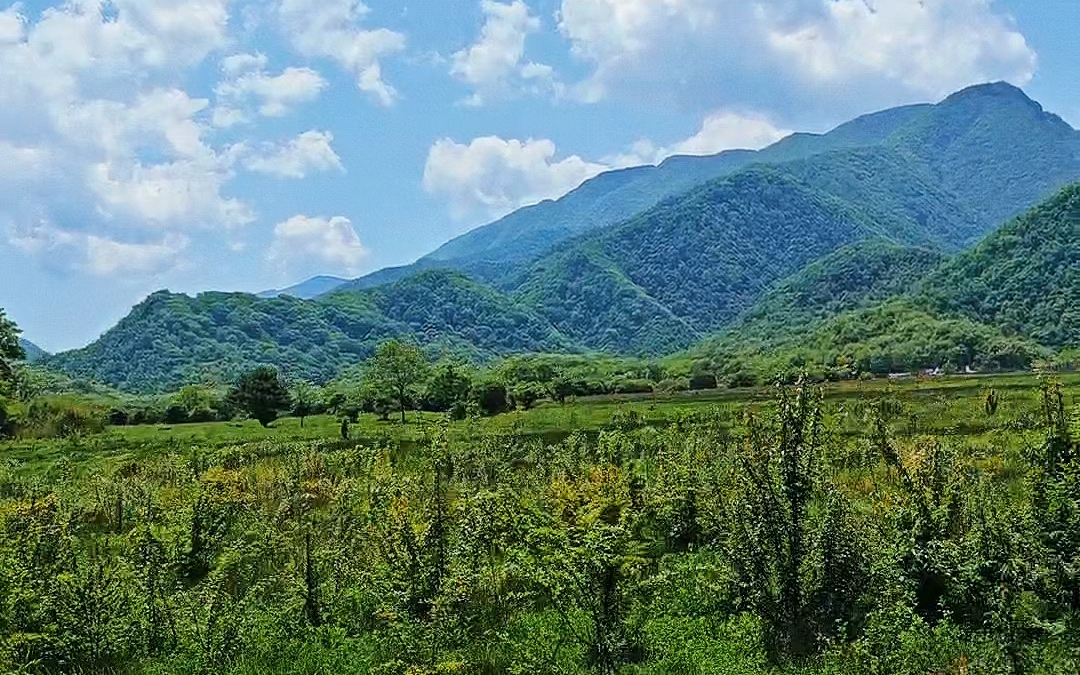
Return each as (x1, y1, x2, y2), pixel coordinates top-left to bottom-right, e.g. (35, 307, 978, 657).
(42, 83, 1080, 392)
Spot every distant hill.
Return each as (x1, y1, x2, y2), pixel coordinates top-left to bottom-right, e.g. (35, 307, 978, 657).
(258, 276, 349, 299)
(47, 271, 575, 392)
(17, 338, 47, 363)
(514, 168, 883, 353)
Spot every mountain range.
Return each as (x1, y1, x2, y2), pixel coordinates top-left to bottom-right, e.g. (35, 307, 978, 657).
(44, 82, 1080, 392)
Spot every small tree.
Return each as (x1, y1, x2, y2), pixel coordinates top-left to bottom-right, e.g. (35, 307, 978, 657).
(364, 340, 430, 424)
(228, 366, 292, 427)
(292, 381, 319, 427)
(0, 308, 25, 387)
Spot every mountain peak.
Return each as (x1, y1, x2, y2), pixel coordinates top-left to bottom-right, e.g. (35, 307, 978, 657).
(942, 81, 1040, 109)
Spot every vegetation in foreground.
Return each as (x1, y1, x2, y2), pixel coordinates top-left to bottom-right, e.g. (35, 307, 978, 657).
(2, 365, 1079, 674)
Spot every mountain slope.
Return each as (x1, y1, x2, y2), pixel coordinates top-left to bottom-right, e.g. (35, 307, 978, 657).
(685, 184, 1080, 381)
(734, 239, 946, 342)
(340, 83, 1078, 292)
(17, 338, 47, 363)
(48, 272, 575, 392)
(890, 82, 1080, 229)
(510, 164, 963, 354)
(918, 182, 1080, 348)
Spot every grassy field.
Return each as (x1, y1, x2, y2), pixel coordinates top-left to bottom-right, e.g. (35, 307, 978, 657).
(2, 372, 1079, 675)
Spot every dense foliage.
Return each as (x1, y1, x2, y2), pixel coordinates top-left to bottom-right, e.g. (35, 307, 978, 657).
(2, 378, 1079, 674)
(46, 272, 573, 393)
(227, 367, 293, 427)
(0, 310, 23, 387)
(919, 183, 1080, 349)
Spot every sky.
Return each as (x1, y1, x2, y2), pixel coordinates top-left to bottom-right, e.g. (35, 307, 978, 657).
(1, 0, 1078, 352)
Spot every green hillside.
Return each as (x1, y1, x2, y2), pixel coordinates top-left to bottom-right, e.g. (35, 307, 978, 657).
(47, 272, 574, 392)
(686, 183, 1080, 382)
(918, 182, 1080, 348)
(44, 86, 1080, 393)
(734, 239, 946, 341)
(343, 82, 1079, 290)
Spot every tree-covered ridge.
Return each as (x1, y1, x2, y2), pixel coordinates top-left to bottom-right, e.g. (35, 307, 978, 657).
(358, 269, 576, 357)
(693, 300, 1048, 384)
(918, 182, 1080, 349)
(513, 245, 700, 355)
(46, 272, 576, 393)
(513, 168, 887, 353)
(340, 82, 1079, 292)
(735, 239, 946, 342)
(888, 82, 1080, 229)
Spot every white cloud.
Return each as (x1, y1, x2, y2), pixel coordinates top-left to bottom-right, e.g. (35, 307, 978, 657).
(451, 1, 560, 105)
(214, 52, 327, 124)
(242, 130, 344, 179)
(278, 0, 406, 105)
(423, 136, 608, 219)
(8, 221, 189, 276)
(87, 157, 254, 228)
(609, 110, 791, 166)
(767, 0, 1037, 96)
(424, 109, 790, 219)
(0, 2, 263, 275)
(557, 0, 1036, 109)
(269, 214, 368, 274)
(84, 232, 190, 275)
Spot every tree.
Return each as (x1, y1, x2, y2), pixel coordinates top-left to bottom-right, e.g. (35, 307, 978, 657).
(228, 366, 292, 427)
(423, 360, 474, 412)
(292, 381, 319, 427)
(0, 308, 25, 387)
(363, 340, 429, 424)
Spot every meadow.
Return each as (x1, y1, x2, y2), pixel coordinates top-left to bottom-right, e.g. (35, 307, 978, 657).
(2, 372, 1079, 674)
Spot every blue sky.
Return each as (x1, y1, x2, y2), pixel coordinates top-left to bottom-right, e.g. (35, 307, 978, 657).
(0, 0, 1077, 351)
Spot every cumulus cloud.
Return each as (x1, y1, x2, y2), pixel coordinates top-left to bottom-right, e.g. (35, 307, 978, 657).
(214, 52, 327, 125)
(278, 0, 406, 105)
(242, 130, 344, 179)
(451, 1, 560, 105)
(0, 1, 280, 276)
(8, 221, 189, 276)
(423, 136, 608, 219)
(424, 108, 792, 219)
(557, 0, 1036, 112)
(608, 110, 792, 166)
(269, 214, 368, 275)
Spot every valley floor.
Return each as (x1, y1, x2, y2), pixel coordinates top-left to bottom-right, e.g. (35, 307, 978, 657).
(2, 372, 1080, 674)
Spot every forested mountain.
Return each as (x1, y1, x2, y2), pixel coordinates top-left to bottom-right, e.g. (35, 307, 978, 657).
(917, 182, 1080, 348)
(334, 82, 1078, 292)
(689, 183, 1080, 380)
(17, 338, 47, 363)
(45, 85, 1080, 393)
(515, 169, 881, 352)
(733, 239, 946, 341)
(47, 272, 574, 392)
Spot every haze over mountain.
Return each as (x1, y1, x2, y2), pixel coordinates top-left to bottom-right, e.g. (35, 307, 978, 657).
(44, 83, 1080, 392)
(258, 277, 352, 300)
(16, 339, 47, 364)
